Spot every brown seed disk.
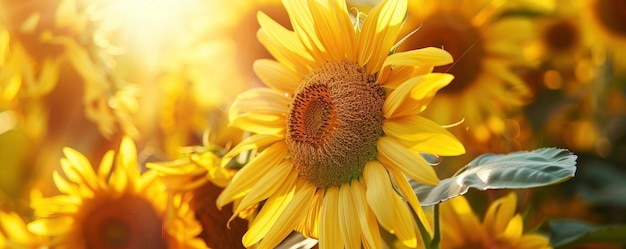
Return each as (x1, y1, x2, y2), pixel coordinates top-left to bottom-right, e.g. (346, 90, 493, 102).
(286, 61, 385, 187)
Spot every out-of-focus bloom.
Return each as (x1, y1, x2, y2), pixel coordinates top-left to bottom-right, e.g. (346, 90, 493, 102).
(28, 136, 206, 249)
(0, 210, 47, 249)
(148, 127, 249, 249)
(218, 0, 465, 248)
(0, 0, 138, 140)
(396, 0, 535, 152)
(440, 193, 552, 249)
(582, 0, 626, 77)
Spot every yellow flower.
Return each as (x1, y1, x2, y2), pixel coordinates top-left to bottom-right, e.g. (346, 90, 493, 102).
(218, 0, 465, 248)
(28, 136, 206, 249)
(0, 210, 47, 249)
(397, 0, 535, 151)
(440, 193, 552, 249)
(582, 0, 626, 77)
(148, 128, 250, 249)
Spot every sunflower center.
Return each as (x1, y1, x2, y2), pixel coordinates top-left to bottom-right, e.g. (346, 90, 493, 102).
(82, 194, 167, 249)
(543, 19, 579, 52)
(593, 0, 626, 37)
(401, 11, 484, 94)
(286, 61, 385, 187)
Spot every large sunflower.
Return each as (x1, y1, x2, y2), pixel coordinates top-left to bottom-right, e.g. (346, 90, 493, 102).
(397, 0, 535, 152)
(582, 0, 626, 77)
(217, 0, 465, 248)
(27, 136, 206, 249)
(440, 193, 552, 249)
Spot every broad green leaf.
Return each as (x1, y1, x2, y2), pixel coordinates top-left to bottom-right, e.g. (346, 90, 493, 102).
(413, 148, 577, 206)
(547, 219, 626, 248)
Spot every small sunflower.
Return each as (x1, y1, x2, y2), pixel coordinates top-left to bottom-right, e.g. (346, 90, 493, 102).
(582, 0, 626, 77)
(218, 0, 465, 248)
(397, 0, 535, 151)
(148, 129, 249, 249)
(440, 193, 552, 249)
(28, 136, 206, 249)
(0, 210, 47, 249)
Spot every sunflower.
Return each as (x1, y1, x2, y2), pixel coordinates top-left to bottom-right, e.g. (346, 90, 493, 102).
(581, 0, 626, 77)
(440, 193, 552, 249)
(148, 128, 250, 249)
(394, 0, 535, 152)
(27, 136, 206, 249)
(0, 210, 47, 248)
(217, 0, 465, 248)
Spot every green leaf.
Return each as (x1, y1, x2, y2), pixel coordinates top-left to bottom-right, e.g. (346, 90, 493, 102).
(413, 148, 577, 206)
(547, 219, 626, 248)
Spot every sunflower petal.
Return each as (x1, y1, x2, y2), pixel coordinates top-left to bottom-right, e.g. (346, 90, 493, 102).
(254, 59, 302, 94)
(386, 166, 433, 236)
(358, 0, 408, 74)
(221, 134, 284, 167)
(484, 192, 518, 235)
(377, 137, 439, 185)
(233, 162, 296, 218)
(229, 112, 285, 135)
(258, 181, 316, 249)
(382, 47, 453, 69)
(282, 0, 326, 64)
(217, 142, 288, 207)
(295, 189, 323, 239)
(384, 115, 465, 156)
(257, 12, 313, 75)
(362, 161, 395, 232)
(229, 88, 289, 123)
(352, 179, 382, 249)
(319, 185, 342, 249)
(392, 190, 419, 248)
(243, 178, 297, 247)
(339, 182, 362, 249)
(383, 73, 454, 118)
(307, 0, 356, 61)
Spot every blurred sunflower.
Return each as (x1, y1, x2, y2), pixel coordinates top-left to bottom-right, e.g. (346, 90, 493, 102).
(440, 192, 552, 249)
(148, 127, 250, 249)
(0, 0, 138, 140)
(582, 0, 626, 77)
(27, 136, 206, 249)
(397, 0, 535, 152)
(0, 210, 47, 248)
(217, 0, 465, 248)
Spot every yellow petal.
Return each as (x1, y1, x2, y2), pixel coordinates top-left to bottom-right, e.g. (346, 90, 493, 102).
(352, 179, 383, 249)
(234, 162, 296, 218)
(295, 189, 323, 239)
(258, 181, 316, 249)
(307, 0, 356, 61)
(229, 112, 285, 135)
(282, 0, 326, 64)
(97, 150, 114, 181)
(358, 0, 408, 74)
(383, 115, 465, 156)
(377, 137, 439, 185)
(52, 170, 80, 197)
(27, 217, 73, 236)
(229, 88, 289, 124)
(319, 185, 342, 248)
(339, 182, 362, 249)
(392, 189, 419, 248)
(484, 192, 518, 235)
(382, 47, 453, 69)
(257, 11, 313, 75)
(217, 142, 288, 207)
(118, 136, 139, 179)
(501, 214, 524, 241)
(440, 196, 484, 243)
(386, 166, 433, 236)
(243, 178, 297, 247)
(362, 161, 395, 232)
(518, 234, 551, 249)
(221, 134, 284, 168)
(254, 59, 302, 94)
(383, 73, 454, 118)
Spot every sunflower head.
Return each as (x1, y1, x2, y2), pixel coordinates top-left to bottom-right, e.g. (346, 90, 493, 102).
(286, 61, 385, 187)
(28, 136, 206, 249)
(218, 0, 466, 248)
